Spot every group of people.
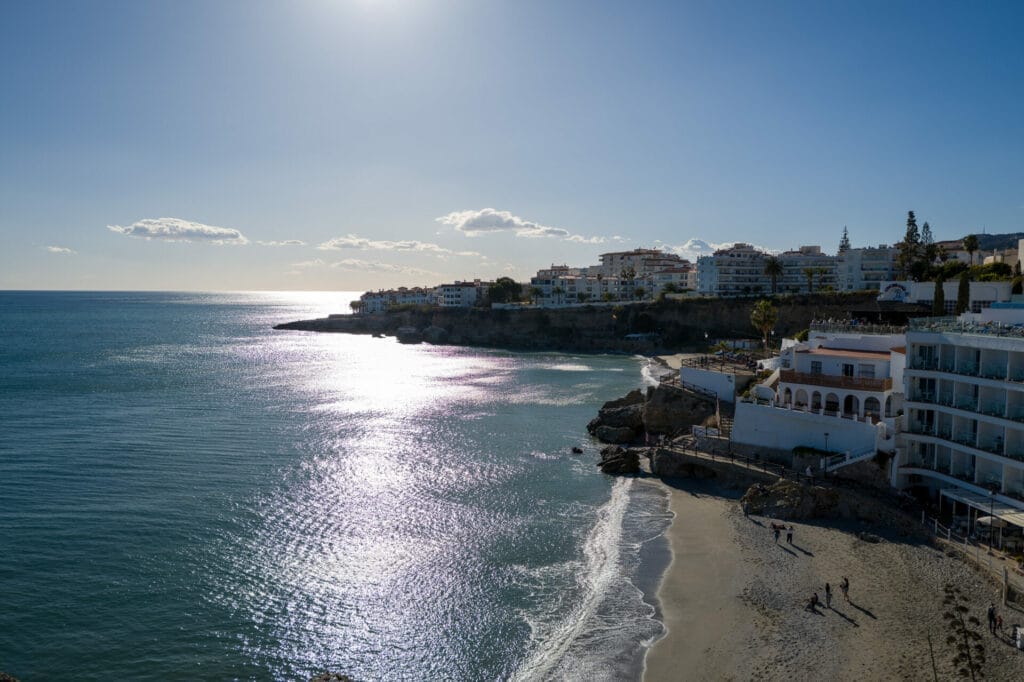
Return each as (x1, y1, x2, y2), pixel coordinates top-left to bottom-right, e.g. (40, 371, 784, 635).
(807, 577, 850, 612)
(770, 522, 794, 544)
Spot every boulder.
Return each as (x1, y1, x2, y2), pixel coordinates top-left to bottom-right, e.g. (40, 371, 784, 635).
(588, 404, 644, 432)
(594, 425, 638, 444)
(597, 446, 640, 474)
(600, 389, 645, 410)
(642, 384, 716, 435)
(741, 479, 840, 520)
(422, 325, 449, 343)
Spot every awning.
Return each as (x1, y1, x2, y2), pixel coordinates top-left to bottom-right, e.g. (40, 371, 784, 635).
(940, 488, 1024, 528)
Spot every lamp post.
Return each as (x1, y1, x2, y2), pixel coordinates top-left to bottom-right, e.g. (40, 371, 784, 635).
(989, 489, 996, 569)
(824, 432, 830, 454)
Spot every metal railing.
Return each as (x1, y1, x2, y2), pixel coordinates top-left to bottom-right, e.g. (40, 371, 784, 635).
(779, 369, 892, 392)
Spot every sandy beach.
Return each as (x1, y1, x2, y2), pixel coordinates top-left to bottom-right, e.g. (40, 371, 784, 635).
(643, 480, 1023, 681)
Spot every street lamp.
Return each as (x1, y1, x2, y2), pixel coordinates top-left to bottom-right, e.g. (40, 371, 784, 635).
(824, 432, 830, 454)
(989, 489, 996, 569)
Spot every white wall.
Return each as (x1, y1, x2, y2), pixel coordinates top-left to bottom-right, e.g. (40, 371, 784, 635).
(732, 401, 881, 453)
(681, 367, 736, 402)
(792, 352, 888, 377)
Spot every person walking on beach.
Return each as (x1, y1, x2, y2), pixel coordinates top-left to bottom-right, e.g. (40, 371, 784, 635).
(987, 604, 997, 634)
(824, 582, 832, 608)
(840, 576, 850, 603)
(786, 526, 794, 544)
(773, 525, 780, 543)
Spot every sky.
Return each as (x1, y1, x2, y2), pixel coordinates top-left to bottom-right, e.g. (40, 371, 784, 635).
(2, 0, 1023, 291)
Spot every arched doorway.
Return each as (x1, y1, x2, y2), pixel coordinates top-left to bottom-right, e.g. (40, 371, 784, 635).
(825, 393, 840, 414)
(864, 396, 881, 420)
(795, 389, 808, 408)
(844, 394, 860, 417)
(811, 391, 822, 410)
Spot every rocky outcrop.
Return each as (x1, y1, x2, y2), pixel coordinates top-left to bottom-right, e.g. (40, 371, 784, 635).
(593, 425, 637, 444)
(642, 384, 716, 435)
(587, 384, 716, 444)
(275, 292, 881, 354)
(741, 479, 841, 520)
(587, 390, 645, 443)
(597, 446, 641, 474)
(422, 325, 449, 343)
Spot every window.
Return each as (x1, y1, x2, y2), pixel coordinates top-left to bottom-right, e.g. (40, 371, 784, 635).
(857, 364, 875, 379)
(842, 363, 854, 377)
(811, 361, 823, 375)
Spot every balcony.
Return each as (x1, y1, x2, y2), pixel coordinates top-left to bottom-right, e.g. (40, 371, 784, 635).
(779, 369, 892, 392)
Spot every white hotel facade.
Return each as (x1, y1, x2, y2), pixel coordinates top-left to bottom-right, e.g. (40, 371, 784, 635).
(897, 306, 1024, 512)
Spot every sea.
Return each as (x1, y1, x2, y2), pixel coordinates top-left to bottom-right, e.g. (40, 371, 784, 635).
(0, 291, 673, 681)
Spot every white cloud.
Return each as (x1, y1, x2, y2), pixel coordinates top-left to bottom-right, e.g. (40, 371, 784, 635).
(258, 239, 306, 247)
(45, 245, 76, 254)
(656, 238, 777, 262)
(316, 233, 480, 257)
(329, 258, 437, 276)
(290, 258, 326, 269)
(107, 217, 249, 244)
(436, 208, 604, 243)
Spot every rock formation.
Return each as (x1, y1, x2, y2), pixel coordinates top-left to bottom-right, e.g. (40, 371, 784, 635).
(587, 384, 716, 444)
(597, 445, 641, 474)
(741, 479, 841, 520)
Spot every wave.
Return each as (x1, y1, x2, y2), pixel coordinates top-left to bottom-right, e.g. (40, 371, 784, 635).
(511, 478, 670, 681)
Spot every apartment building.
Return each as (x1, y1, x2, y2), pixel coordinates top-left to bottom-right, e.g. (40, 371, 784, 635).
(898, 306, 1024, 514)
(836, 245, 898, 291)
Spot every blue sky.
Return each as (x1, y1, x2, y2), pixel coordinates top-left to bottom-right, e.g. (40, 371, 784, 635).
(2, 0, 1022, 290)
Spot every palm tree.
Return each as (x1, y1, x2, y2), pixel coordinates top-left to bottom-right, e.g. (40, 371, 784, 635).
(634, 286, 646, 300)
(815, 267, 829, 291)
(349, 300, 363, 314)
(963, 234, 979, 266)
(551, 286, 564, 304)
(763, 256, 783, 294)
(803, 267, 816, 294)
(750, 299, 779, 352)
(529, 286, 543, 304)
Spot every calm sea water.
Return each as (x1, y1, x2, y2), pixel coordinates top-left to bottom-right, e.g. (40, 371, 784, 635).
(0, 291, 671, 681)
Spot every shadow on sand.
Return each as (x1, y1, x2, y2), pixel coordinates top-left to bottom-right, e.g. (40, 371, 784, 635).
(849, 601, 877, 619)
(828, 606, 860, 627)
(790, 542, 814, 556)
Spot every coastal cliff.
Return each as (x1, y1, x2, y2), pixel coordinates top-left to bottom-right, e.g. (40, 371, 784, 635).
(274, 292, 879, 353)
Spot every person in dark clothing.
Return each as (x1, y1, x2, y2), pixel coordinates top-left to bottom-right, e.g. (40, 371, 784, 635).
(824, 582, 832, 608)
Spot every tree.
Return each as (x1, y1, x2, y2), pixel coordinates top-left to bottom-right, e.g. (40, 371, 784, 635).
(349, 300, 363, 314)
(750, 299, 779, 352)
(528, 286, 543, 305)
(963, 234, 979, 266)
(601, 291, 615, 302)
(941, 583, 985, 680)
(634, 286, 646, 300)
(838, 226, 851, 253)
(897, 210, 922, 279)
(1012, 277, 1023, 295)
(577, 292, 589, 303)
(955, 272, 970, 314)
(921, 221, 937, 264)
(551, 286, 564, 304)
(764, 256, 783, 294)
(803, 267, 816, 294)
(487, 276, 522, 304)
(815, 267, 829, 291)
(620, 266, 636, 300)
(1015, 260, 1022, 277)
(932, 276, 945, 316)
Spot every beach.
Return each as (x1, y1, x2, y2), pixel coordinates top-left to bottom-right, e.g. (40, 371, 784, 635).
(644, 480, 1023, 681)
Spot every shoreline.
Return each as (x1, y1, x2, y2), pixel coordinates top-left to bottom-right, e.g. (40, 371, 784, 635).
(637, 478, 1022, 681)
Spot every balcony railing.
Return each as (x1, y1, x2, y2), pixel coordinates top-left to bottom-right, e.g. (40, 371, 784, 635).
(779, 369, 892, 392)
(810, 321, 906, 335)
(909, 316, 1024, 338)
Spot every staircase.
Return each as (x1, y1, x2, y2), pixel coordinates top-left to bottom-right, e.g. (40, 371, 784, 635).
(824, 447, 877, 473)
(717, 401, 735, 439)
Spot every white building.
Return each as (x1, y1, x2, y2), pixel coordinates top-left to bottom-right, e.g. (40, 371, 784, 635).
(358, 286, 435, 314)
(732, 323, 904, 459)
(897, 304, 1024, 518)
(836, 245, 898, 292)
(435, 281, 483, 308)
(877, 280, 1012, 314)
(696, 243, 771, 297)
(778, 245, 836, 294)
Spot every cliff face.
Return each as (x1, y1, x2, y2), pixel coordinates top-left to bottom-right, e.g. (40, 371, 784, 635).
(274, 292, 878, 353)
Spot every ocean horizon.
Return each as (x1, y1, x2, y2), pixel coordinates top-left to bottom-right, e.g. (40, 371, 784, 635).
(0, 291, 671, 681)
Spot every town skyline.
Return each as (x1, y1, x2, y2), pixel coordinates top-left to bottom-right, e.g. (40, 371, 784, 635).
(3, 1, 1023, 291)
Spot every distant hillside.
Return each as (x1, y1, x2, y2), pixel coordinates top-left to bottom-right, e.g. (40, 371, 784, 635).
(974, 232, 1024, 251)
